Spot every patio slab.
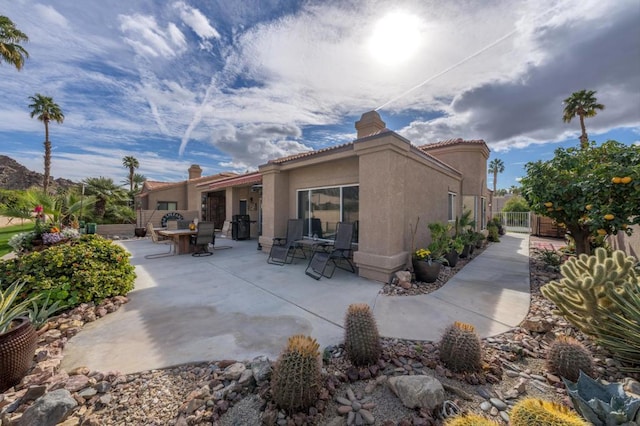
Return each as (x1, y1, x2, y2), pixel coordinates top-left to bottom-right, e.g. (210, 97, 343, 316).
(61, 233, 531, 374)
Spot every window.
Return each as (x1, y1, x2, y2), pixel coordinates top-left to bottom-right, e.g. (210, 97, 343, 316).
(157, 201, 177, 210)
(447, 192, 456, 222)
(297, 185, 359, 241)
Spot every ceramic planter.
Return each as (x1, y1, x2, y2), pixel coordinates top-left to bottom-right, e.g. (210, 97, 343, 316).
(412, 259, 442, 283)
(0, 317, 37, 393)
(444, 251, 459, 267)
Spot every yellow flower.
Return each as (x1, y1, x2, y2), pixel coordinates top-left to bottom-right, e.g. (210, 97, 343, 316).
(414, 248, 431, 260)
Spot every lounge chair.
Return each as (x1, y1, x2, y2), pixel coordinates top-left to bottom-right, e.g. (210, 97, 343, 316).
(267, 219, 305, 265)
(145, 222, 175, 259)
(305, 222, 355, 280)
(192, 222, 215, 257)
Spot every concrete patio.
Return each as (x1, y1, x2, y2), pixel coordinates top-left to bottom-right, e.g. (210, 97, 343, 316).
(61, 233, 530, 374)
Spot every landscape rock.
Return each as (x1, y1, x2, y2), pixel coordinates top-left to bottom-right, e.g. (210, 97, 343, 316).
(17, 389, 77, 426)
(387, 375, 444, 410)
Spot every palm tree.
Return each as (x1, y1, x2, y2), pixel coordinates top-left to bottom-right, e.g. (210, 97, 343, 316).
(132, 173, 146, 192)
(122, 156, 139, 192)
(562, 89, 605, 149)
(29, 94, 64, 194)
(0, 16, 29, 71)
(489, 158, 505, 196)
(83, 177, 127, 220)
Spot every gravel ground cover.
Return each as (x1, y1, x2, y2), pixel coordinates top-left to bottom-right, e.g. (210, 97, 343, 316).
(1, 238, 638, 426)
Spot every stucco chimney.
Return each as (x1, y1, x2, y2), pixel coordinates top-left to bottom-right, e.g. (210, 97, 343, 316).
(188, 164, 202, 180)
(355, 110, 386, 139)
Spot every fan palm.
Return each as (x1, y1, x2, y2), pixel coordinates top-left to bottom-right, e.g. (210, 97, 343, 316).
(562, 89, 605, 149)
(83, 177, 127, 220)
(122, 156, 139, 192)
(28, 94, 64, 194)
(0, 16, 29, 71)
(488, 158, 505, 195)
(132, 173, 146, 192)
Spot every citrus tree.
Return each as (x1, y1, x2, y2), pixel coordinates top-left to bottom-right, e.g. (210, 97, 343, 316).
(521, 140, 640, 255)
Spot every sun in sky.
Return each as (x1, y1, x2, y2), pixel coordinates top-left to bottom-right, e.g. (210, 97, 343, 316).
(367, 10, 424, 64)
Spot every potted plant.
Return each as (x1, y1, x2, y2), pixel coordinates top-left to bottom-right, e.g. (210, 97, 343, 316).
(0, 281, 39, 392)
(135, 206, 147, 237)
(412, 248, 442, 283)
(473, 231, 486, 249)
(445, 236, 464, 267)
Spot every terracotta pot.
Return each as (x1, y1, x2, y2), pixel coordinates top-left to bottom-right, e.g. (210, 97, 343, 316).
(0, 317, 37, 393)
(412, 259, 442, 283)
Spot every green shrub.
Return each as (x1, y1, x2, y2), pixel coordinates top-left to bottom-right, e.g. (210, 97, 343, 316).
(487, 224, 500, 242)
(0, 235, 135, 307)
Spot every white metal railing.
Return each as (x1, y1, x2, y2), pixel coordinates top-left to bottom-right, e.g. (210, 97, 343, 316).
(492, 211, 531, 233)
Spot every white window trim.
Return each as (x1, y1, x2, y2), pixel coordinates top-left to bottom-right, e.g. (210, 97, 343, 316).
(448, 192, 456, 222)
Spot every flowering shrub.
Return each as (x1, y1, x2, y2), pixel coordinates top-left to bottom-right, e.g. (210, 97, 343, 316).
(60, 228, 80, 239)
(41, 232, 64, 245)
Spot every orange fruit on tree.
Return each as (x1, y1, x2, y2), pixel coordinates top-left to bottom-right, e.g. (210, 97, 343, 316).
(544, 202, 553, 207)
(547, 207, 554, 212)
(621, 176, 632, 184)
(585, 204, 593, 211)
(604, 214, 615, 221)
(597, 229, 607, 236)
(612, 177, 622, 184)
(621, 224, 628, 230)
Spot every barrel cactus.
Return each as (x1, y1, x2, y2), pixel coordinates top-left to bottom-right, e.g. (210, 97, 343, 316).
(439, 321, 482, 373)
(270, 335, 322, 413)
(546, 336, 594, 382)
(344, 303, 382, 366)
(509, 398, 589, 426)
(444, 413, 496, 425)
(541, 248, 639, 337)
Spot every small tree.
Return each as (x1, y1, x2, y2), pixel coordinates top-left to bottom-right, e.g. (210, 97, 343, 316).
(502, 196, 529, 213)
(521, 141, 640, 255)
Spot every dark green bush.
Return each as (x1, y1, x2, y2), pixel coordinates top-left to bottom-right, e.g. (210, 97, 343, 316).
(0, 235, 135, 307)
(487, 224, 500, 242)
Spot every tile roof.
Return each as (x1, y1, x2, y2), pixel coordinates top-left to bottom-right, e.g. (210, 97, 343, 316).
(267, 141, 355, 164)
(418, 138, 487, 150)
(140, 172, 237, 193)
(207, 172, 262, 190)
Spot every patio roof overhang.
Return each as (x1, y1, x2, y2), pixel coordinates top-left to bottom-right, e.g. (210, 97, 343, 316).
(206, 172, 262, 191)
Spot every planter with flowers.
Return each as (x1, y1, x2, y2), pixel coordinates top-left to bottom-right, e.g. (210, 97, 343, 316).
(412, 248, 442, 283)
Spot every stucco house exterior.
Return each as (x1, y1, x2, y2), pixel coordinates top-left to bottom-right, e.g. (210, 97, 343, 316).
(136, 111, 491, 282)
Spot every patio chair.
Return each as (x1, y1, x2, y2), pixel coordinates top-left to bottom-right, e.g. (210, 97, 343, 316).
(192, 221, 215, 257)
(267, 218, 305, 265)
(305, 222, 355, 280)
(144, 222, 175, 259)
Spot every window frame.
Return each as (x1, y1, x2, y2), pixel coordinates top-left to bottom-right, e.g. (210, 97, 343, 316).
(157, 201, 177, 211)
(296, 184, 359, 241)
(447, 192, 456, 222)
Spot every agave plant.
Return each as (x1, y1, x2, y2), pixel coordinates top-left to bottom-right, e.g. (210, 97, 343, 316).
(564, 371, 640, 426)
(0, 281, 41, 334)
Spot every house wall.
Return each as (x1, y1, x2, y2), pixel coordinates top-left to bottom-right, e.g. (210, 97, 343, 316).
(353, 135, 462, 281)
(145, 184, 188, 211)
(609, 225, 640, 259)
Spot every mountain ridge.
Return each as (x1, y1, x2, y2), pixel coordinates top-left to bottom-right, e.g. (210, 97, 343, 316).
(0, 155, 77, 191)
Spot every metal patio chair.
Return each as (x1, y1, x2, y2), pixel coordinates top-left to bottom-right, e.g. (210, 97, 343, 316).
(144, 222, 175, 259)
(192, 222, 215, 257)
(267, 218, 305, 265)
(305, 222, 355, 280)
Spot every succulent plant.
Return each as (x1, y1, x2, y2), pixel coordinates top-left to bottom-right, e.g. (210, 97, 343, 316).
(592, 281, 640, 368)
(444, 413, 496, 425)
(509, 398, 589, 426)
(270, 335, 322, 413)
(564, 371, 640, 426)
(541, 248, 639, 337)
(546, 335, 594, 382)
(344, 303, 382, 366)
(439, 322, 482, 373)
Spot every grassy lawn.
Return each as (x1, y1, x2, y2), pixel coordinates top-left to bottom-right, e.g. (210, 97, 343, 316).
(0, 222, 34, 257)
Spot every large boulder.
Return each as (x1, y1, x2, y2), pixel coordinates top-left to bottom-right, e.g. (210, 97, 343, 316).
(387, 375, 445, 410)
(17, 389, 77, 426)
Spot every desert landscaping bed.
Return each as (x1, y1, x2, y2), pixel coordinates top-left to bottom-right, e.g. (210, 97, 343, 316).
(1, 239, 638, 426)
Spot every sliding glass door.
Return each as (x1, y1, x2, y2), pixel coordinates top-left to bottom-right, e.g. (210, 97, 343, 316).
(297, 185, 359, 241)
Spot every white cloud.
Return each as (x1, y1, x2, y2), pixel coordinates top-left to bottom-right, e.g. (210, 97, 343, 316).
(34, 4, 69, 28)
(119, 14, 187, 58)
(173, 1, 220, 40)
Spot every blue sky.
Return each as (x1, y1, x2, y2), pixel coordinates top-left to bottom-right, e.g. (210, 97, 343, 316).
(2, 0, 639, 189)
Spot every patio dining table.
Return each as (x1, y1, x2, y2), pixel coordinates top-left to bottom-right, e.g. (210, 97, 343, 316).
(157, 229, 197, 255)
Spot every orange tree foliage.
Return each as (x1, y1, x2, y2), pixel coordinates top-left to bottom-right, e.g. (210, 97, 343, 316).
(521, 140, 640, 255)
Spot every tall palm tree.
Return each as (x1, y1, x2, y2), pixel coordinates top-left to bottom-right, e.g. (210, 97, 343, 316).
(0, 16, 29, 71)
(489, 158, 505, 196)
(562, 89, 605, 149)
(29, 94, 64, 194)
(122, 156, 139, 192)
(132, 173, 146, 192)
